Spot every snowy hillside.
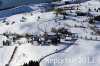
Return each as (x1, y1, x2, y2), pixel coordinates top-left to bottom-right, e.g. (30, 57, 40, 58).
(0, 0, 100, 66)
(0, 0, 60, 10)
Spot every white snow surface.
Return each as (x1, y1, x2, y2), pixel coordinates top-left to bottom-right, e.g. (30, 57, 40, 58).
(0, 0, 100, 66)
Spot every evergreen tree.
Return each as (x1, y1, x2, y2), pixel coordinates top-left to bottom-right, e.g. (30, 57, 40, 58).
(29, 60, 34, 66)
(3, 40, 6, 46)
(63, 16, 66, 20)
(51, 38, 58, 45)
(23, 63, 28, 66)
(36, 61, 40, 66)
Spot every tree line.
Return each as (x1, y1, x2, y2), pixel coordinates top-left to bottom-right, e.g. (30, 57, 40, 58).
(23, 60, 40, 66)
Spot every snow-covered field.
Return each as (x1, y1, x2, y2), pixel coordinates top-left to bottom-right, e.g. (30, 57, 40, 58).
(41, 39, 100, 66)
(0, 0, 100, 66)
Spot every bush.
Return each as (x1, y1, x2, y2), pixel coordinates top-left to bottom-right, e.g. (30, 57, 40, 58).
(22, 17, 26, 20)
(11, 21, 15, 24)
(63, 16, 66, 20)
(58, 27, 65, 33)
(88, 8, 91, 11)
(61, 12, 68, 15)
(51, 28, 57, 33)
(55, 8, 64, 14)
(98, 8, 100, 10)
(6, 22, 9, 25)
(89, 19, 95, 24)
(20, 19, 25, 22)
(5, 64, 9, 66)
(2, 20, 6, 23)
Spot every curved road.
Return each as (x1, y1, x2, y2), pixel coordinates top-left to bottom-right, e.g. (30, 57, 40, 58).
(37, 16, 77, 64)
(37, 16, 62, 33)
(39, 40, 77, 63)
